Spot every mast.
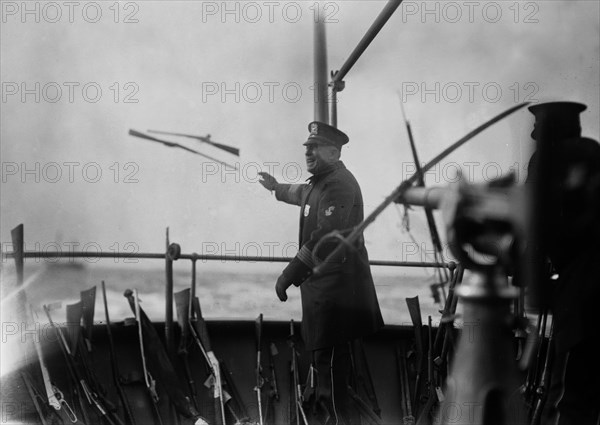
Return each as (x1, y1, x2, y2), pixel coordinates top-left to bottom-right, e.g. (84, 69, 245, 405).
(313, 2, 329, 125)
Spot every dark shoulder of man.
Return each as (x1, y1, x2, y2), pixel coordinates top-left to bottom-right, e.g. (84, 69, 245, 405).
(323, 169, 359, 191)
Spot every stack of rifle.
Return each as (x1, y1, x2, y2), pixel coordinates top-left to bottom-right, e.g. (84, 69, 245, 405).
(18, 264, 469, 425)
(18, 287, 131, 425)
(404, 264, 463, 425)
(22, 270, 283, 425)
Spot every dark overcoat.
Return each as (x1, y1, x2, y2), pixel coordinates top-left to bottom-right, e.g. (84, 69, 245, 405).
(275, 161, 384, 351)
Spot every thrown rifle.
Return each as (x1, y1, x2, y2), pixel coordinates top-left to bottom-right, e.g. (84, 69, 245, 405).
(147, 130, 240, 156)
(255, 314, 265, 425)
(124, 289, 205, 425)
(102, 281, 136, 425)
(128, 129, 237, 169)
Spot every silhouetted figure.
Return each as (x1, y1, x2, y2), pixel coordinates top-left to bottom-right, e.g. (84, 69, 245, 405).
(526, 102, 600, 425)
(541, 136, 600, 425)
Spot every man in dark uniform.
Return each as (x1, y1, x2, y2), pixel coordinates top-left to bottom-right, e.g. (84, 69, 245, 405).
(544, 136, 600, 425)
(525, 101, 600, 424)
(258, 121, 384, 425)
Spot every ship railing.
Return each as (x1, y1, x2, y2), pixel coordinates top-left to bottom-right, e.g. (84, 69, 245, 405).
(2, 249, 451, 268)
(3, 224, 455, 350)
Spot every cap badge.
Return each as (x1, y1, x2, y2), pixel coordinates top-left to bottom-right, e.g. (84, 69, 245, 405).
(310, 123, 319, 135)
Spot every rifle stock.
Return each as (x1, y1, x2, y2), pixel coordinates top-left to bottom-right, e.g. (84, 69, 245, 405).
(174, 288, 199, 410)
(406, 296, 424, 411)
(102, 282, 136, 425)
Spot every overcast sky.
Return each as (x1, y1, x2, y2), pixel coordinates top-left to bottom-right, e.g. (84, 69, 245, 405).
(2, 0, 599, 271)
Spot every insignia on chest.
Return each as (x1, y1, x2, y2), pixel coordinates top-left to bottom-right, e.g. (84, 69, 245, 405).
(325, 206, 335, 216)
(304, 205, 311, 217)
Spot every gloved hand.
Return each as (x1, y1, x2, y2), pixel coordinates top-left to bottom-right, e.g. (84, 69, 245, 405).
(258, 172, 278, 191)
(275, 274, 292, 302)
